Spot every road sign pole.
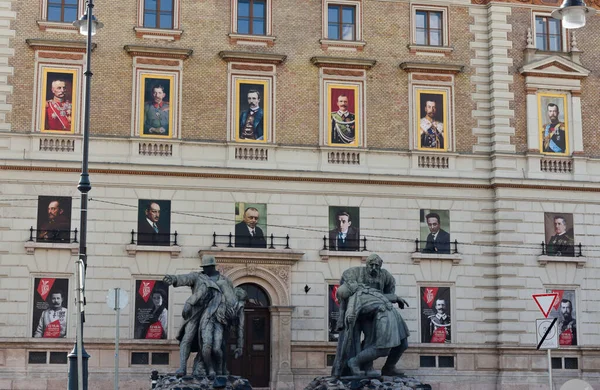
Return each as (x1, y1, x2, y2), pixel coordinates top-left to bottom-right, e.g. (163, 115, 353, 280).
(547, 348, 553, 390)
(114, 288, 120, 390)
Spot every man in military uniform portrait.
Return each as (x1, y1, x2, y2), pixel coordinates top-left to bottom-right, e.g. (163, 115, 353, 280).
(427, 298, 451, 343)
(557, 298, 577, 345)
(419, 97, 444, 149)
(143, 83, 170, 135)
(546, 215, 574, 257)
(331, 93, 356, 145)
(45, 76, 73, 132)
(542, 103, 566, 154)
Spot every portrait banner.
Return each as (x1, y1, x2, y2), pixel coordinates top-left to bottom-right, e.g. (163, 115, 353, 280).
(139, 74, 174, 138)
(420, 286, 451, 343)
(328, 206, 361, 251)
(419, 209, 451, 254)
(137, 199, 172, 246)
(134, 280, 169, 339)
(544, 213, 575, 257)
(234, 202, 268, 248)
(32, 277, 69, 338)
(36, 195, 72, 243)
(416, 89, 448, 151)
(546, 289, 577, 346)
(41, 68, 77, 133)
(328, 284, 340, 341)
(327, 85, 359, 147)
(235, 79, 269, 143)
(538, 93, 568, 156)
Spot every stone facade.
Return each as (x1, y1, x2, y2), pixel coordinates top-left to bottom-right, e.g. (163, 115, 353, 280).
(1, 0, 600, 389)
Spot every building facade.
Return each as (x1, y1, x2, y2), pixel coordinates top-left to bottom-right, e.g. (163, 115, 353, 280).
(1, 0, 600, 389)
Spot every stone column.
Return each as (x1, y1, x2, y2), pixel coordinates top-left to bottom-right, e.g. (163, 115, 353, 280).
(270, 305, 293, 390)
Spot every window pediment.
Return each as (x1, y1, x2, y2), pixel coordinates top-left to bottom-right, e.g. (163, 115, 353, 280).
(519, 56, 589, 79)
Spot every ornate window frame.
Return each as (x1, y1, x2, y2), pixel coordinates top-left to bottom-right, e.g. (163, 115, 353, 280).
(134, 0, 183, 40)
(37, 0, 84, 33)
(320, 0, 365, 51)
(409, 4, 452, 56)
(229, 0, 275, 46)
(532, 12, 568, 53)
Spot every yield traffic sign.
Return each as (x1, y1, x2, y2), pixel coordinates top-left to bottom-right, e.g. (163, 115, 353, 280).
(533, 293, 558, 318)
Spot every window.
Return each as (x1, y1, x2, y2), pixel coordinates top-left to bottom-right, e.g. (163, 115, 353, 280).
(419, 355, 455, 368)
(238, 0, 266, 35)
(47, 0, 78, 23)
(535, 16, 562, 51)
(416, 10, 443, 46)
(143, 0, 174, 29)
(328, 4, 355, 41)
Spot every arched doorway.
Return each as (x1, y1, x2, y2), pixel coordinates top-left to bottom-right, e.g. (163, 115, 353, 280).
(226, 283, 271, 387)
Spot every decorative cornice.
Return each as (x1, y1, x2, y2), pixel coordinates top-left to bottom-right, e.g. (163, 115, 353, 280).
(133, 27, 183, 41)
(26, 39, 96, 53)
(400, 62, 464, 74)
(199, 248, 304, 266)
(310, 56, 376, 70)
(123, 45, 192, 60)
(218, 51, 286, 64)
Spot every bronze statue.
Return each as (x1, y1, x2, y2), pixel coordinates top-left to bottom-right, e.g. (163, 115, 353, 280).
(332, 254, 409, 378)
(163, 255, 245, 376)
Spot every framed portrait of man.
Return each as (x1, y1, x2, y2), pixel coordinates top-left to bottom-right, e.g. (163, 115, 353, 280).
(420, 286, 451, 343)
(328, 284, 341, 342)
(41, 69, 77, 133)
(134, 280, 169, 339)
(137, 200, 171, 246)
(538, 93, 569, 156)
(234, 202, 268, 248)
(32, 277, 69, 338)
(420, 209, 451, 254)
(328, 85, 359, 147)
(546, 289, 577, 346)
(416, 89, 448, 151)
(36, 195, 72, 243)
(328, 206, 360, 251)
(139, 74, 174, 138)
(235, 80, 269, 143)
(544, 213, 575, 257)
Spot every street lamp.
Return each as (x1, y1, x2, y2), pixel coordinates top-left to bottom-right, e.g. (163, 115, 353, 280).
(69, 1, 102, 389)
(551, 0, 596, 29)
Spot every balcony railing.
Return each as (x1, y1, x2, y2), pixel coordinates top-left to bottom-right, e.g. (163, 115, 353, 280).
(541, 241, 582, 257)
(414, 238, 459, 254)
(212, 232, 290, 249)
(322, 236, 368, 252)
(29, 226, 78, 243)
(131, 230, 179, 247)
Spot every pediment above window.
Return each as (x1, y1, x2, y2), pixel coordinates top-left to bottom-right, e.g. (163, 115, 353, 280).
(519, 56, 590, 80)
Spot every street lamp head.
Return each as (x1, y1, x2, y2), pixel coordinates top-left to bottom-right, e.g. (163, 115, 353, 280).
(551, 0, 596, 29)
(73, 14, 103, 36)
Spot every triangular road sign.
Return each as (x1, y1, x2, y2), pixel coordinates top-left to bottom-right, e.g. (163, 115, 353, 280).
(532, 293, 558, 318)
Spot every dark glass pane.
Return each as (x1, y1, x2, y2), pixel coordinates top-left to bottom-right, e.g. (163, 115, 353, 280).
(430, 30, 442, 46)
(238, 18, 250, 34)
(252, 317, 266, 340)
(564, 358, 578, 369)
(151, 353, 170, 365)
(551, 357, 562, 369)
(144, 13, 157, 28)
(549, 35, 561, 51)
(238, 0, 250, 17)
(160, 0, 174, 11)
(420, 356, 436, 368)
(430, 12, 442, 29)
(328, 6, 339, 23)
(549, 19, 561, 34)
(416, 29, 427, 45)
(131, 352, 149, 365)
(536, 17, 546, 33)
(240, 283, 270, 307)
(536, 35, 546, 50)
(29, 352, 47, 364)
(328, 25, 339, 40)
(47, 6, 62, 22)
(438, 356, 454, 368)
(63, 7, 77, 23)
(160, 14, 173, 29)
(145, 0, 157, 11)
(341, 7, 354, 24)
(341, 24, 354, 41)
(49, 352, 68, 364)
(253, 20, 265, 35)
(253, 1, 265, 18)
(416, 11, 426, 28)
(326, 354, 336, 367)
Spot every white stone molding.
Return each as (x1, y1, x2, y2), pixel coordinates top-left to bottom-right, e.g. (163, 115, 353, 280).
(411, 252, 462, 265)
(125, 244, 181, 258)
(537, 255, 586, 269)
(318, 250, 370, 262)
(24, 241, 79, 255)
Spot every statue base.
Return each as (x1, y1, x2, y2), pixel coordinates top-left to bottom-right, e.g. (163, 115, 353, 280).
(151, 373, 253, 390)
(303, 375, 431, 390)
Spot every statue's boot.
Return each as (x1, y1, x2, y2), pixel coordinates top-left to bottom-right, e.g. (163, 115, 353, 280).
(381, 365, 405, 377)
(202, 345, 216, 377)
(347, 357, 364, 376)
(177, 344, 191, 376)
(192, 353, 206, 376)
(381, 339, 408, 377)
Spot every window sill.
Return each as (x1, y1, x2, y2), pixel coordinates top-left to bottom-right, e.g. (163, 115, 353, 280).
(134, 27, 183, 41)
(320, 39, 366, 52)
(411, 252, 462, 265)
(24, 241, 79, 255)
(228, 33, 276, 47)
(408, 44, 453, 56)
(126, 244, 181, 258)
(37, 20, 78, 33)
(538, 255, 586, 268)
(319, 249, 370, 262)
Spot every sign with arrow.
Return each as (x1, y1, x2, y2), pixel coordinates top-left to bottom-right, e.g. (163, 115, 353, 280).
(533, 293, 558, 318)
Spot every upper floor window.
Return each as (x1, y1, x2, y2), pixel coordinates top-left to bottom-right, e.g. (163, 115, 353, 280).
(143, 0, 174, 29)
(535, 16, 562, 51)
(238, 0, 266, 35)
(47, 0, 78, 23)
(416, 10, 443, 46)
(328, 4, 355, 41)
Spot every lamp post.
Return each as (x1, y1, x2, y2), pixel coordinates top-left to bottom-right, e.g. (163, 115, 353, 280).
(551, 0, 596, 29)
(69, 2, 102, 390)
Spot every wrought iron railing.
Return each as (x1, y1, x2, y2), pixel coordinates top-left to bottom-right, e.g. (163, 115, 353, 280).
(541, 241, 581, 257)
(322, 236, 368, 252)
(212, 232, 290, 249)
(414, 238, 459, 254)
(131, 230, 179, 246)
(29, 226, 78, 243)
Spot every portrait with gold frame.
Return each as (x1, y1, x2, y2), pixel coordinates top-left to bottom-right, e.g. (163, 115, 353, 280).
(40, 68, 77, 134)
(416, 89, 448, 151)
(538, 92, 568, 156)
(235, 79, 269, 143)
(139, 74, 174, 138)
(327, 84, 359, 147)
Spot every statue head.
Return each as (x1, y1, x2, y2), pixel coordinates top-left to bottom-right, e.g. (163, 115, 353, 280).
(365, 254, 383, 277)
(201, 255, 217, 268)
